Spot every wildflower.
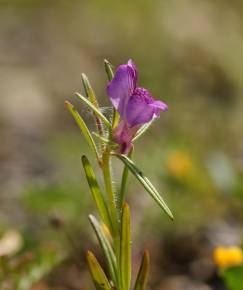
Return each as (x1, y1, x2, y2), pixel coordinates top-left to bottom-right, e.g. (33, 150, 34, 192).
(166, 150, 192, 178)
(107, 60, 168, 153)
(213, 246, 243, 268)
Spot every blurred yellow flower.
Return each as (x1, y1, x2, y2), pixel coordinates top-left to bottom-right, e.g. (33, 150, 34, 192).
(166, 151, 192, 178)
(213, 246, 243, 268)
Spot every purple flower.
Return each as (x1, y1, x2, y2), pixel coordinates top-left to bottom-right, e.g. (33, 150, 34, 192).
(107, 60, 168, 153)
(107, 60, 168, 127)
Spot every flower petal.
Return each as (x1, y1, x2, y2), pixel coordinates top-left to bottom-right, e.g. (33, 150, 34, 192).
(125, 89, 155, 127)
(126, 88, 168, 127)
(149, 100, 168, 117)
(107, 61, 137, 119)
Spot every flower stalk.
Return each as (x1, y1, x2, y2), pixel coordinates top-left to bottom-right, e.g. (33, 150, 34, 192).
(66, 59, 173, 290)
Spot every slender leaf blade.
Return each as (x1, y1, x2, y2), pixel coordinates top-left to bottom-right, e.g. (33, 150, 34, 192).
(82, 156, 112, 231)
(89, 215, 118, 284)
(120, 203, 131, 290)
(134, 251, 150, 290)
(82, 73, 99, 108)
(86, 251, 111, 290)
(75, 93, 111, 129)
(104, 59, 114, 81)
(65, 101, 99, 160)
(81, 73, 104, 137)
(114, 154, 174, 220)
(132, 121, 153, 142)
(104, 59, 120, 128)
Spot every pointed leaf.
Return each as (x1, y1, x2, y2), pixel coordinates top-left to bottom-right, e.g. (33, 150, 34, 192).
(75, 93, 111, 129)
(65, 101, 99, 160)
(81, 74, 104, 137)
(82, 156, 112, 231)
(86, 251, 111, 290)
(82, 73, 100, 108)
(114, 154, 174, 220)
(120, 203, 131, 290)
(104, 59, 120, 128)
(134, 251, 150, 290)
(104, 59, 114, 81)
(89, 215, 118, 284)
(132, 121, 153, 142)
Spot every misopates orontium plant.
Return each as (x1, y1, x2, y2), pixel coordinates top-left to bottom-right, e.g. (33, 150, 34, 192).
(65, 59, 174, 290)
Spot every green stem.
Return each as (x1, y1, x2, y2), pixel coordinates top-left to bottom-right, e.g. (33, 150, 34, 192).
(102, 150, 122, 289)
(119, 147, 133, 214)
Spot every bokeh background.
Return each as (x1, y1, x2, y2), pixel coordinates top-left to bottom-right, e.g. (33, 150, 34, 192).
(1, 0, 243, 289)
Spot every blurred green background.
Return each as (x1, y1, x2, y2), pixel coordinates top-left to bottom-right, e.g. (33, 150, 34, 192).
(1, 0, 243, 289)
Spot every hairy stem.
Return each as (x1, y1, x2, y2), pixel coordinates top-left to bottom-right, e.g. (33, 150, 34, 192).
(102, 150, 122, 289)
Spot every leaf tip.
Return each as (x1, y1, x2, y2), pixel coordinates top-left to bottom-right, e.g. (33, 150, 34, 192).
(168, 210, 174, 221)
(123, 202, 130, 212)
(86, 250, 92, 259)
(81, 155, 87, 163)
(65, 100, 72, 108)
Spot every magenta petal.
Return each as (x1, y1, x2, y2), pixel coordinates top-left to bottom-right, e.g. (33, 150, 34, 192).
(126, 89, 155, 127)
(107, 61, 137, 119)
(125, 88, 168, 126)
(150, 100, 168, 111)
(149, 100, 168, 117)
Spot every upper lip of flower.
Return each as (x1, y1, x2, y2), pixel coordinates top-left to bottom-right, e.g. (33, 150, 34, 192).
(107, 59, 168, 128)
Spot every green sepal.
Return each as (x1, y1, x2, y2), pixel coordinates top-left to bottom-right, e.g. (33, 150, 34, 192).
(89, 215, 118, 285)
(86, 250, 111, 290)
(114, 154, 174, 220)
(134, 251, 150, 290)
(120, 203, 131, 290)
(65, 101, 99, 160)
(75, 93, 111, 130)
(82, 155, 112, 231)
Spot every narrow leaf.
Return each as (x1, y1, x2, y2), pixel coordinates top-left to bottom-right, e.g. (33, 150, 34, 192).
(104, 59, 114, 81)
(82, 73, 99, 108)
(132, 121, 153, 142)
(86, 251, 111, 290)
(81, 73, 104, 137)
(104, 59, 120, 128)
(114, 154, 174, 220)
(134, 251, 150, 290)
(82, 156, 112, 231)
(120, 203, 131, 290)
(89, 215, 118, 285)
(65, 101, 99, 160)
(75, 93, 111, 129)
